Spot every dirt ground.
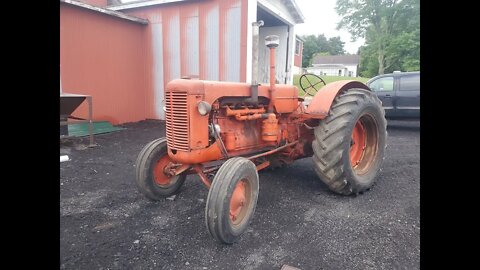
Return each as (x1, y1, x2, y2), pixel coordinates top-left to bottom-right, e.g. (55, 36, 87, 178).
(60, 119, 420, 270)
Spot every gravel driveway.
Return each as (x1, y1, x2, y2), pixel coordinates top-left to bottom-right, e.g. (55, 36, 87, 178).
(60, 119, 420, 270)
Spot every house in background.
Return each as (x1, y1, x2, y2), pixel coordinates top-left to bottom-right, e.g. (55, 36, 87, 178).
(306, 54, 359, 77)
(60, 0, 304, 124)
(292, 35, 303, 75)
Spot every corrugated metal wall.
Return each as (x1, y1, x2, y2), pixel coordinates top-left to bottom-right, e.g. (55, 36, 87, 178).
(60, 4, 149, 124)
(125, 0, 248, 120)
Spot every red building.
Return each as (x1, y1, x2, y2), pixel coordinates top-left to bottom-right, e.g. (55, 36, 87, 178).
(293, 35, 304, 74)
(60, 0, 304, 124)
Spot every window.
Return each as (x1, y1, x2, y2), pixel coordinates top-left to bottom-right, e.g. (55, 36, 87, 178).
(399, 74, 420, 91)
(295, 40, 301, 55)
(338, 70, 342, 76)
(369, 76, 394, 92)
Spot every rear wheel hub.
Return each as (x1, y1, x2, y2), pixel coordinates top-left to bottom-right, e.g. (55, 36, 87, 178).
(349, 114, 379, 175)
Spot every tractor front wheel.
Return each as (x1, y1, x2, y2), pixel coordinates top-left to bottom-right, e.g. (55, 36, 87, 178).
(312, 88, 387, 195)
(135, 138, 186, 200)
(205, 157, 259, 244)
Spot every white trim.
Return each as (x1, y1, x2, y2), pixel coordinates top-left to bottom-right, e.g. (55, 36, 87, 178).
(108, 0, 191, 11)
(257, 0, 295, 26)
(286, 25, 295, 84)
(245, 0, 257, 84)
(60, 0, 148, 24)
(282, 0, 304, 23)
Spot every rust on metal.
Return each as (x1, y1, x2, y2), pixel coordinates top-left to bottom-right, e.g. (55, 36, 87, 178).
(226, 106, 266, 116)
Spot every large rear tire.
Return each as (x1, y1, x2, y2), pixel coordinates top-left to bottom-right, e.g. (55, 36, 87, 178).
(312, 88, 387, 195)
(135, 138, 186, 200)
(205, 157, 259, 244)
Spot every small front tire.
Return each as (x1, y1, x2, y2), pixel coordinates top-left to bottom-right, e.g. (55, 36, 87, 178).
(135, 138, 186, 200)
(205, 157, 259, 244)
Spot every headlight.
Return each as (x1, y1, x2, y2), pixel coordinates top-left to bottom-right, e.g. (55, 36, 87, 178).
(197, 101, 211, 116)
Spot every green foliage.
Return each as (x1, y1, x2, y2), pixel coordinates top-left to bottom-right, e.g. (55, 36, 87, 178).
(358, 45, 378, 78)
(336, 0, 420, 75)
(301, 34, 346, 68)
(328, 37, 346, 55)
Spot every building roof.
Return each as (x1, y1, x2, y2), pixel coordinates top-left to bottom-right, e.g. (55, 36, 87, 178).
(109, 0, 305, 24)
(108, 0, 191, 10)
(311, 55, 360, 65)
(281, 0, 304, 24)
(308, 64, 348, 69)
(61, 0, 149, 24)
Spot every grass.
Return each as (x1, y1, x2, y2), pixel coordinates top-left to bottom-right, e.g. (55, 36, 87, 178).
(293, 75, 370, 97)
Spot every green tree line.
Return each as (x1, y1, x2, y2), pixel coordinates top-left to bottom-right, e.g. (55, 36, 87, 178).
(301, 34, 347, 68)
(336, 0, 420, 77)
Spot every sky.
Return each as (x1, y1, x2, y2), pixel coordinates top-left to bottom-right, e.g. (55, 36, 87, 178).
(294, 0, 365, 54)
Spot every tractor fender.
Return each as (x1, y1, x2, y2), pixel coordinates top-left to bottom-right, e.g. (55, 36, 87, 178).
(305, 80, 370, 119)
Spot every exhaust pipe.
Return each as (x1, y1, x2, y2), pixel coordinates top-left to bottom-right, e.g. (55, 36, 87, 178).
(265, 35, 279, 113)
(245, 20, 264, 105)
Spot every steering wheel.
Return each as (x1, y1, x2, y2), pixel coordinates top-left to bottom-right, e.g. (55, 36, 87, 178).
(299, 74, 326, 96)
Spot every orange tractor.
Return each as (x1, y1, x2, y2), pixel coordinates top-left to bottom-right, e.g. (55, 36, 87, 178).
(135, 22, 387, 244)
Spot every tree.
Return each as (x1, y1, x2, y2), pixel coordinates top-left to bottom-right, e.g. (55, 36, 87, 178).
(301, 34, 328, 67)
(358, 45, 379, 78)
(327, 36, 346, 55)
(301, 34, 346, 67)
(336, 0, 419, 75)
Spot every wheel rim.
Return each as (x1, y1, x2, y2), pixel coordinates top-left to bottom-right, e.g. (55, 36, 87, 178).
(153, 155, 176, 186)
(350, 114, 379, 175)
(229, 179, 251, 226)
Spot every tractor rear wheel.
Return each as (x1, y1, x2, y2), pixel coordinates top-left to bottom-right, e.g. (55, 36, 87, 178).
(205, 157, 259, 244)
(312, 88, 387, 195)
(135, 138, 186, 200)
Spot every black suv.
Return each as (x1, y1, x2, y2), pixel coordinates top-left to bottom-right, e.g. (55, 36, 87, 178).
(366, 71, 420, 119)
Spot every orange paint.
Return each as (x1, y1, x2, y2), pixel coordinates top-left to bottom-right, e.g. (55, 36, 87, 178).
(168, 142, 223, 164)
(262, 113, 278, 142)
(268, 47, 277, 113)
(224, 131, 236, 151)
(230, 180, 246, 223)
(153, 154, 175, 186)
(193, 165, 212, 188)
(226, 106, 266, 116)
(306, 80, 370, 118)
(350, 120, 366, 167)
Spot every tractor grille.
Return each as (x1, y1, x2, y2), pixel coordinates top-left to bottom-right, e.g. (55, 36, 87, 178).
(165, 91, 189, 151)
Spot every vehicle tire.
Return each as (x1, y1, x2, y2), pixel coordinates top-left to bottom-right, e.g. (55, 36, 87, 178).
(205, 157, 259, 244)
(135, 138, 186, 200)
(312, 88, 387, 195)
